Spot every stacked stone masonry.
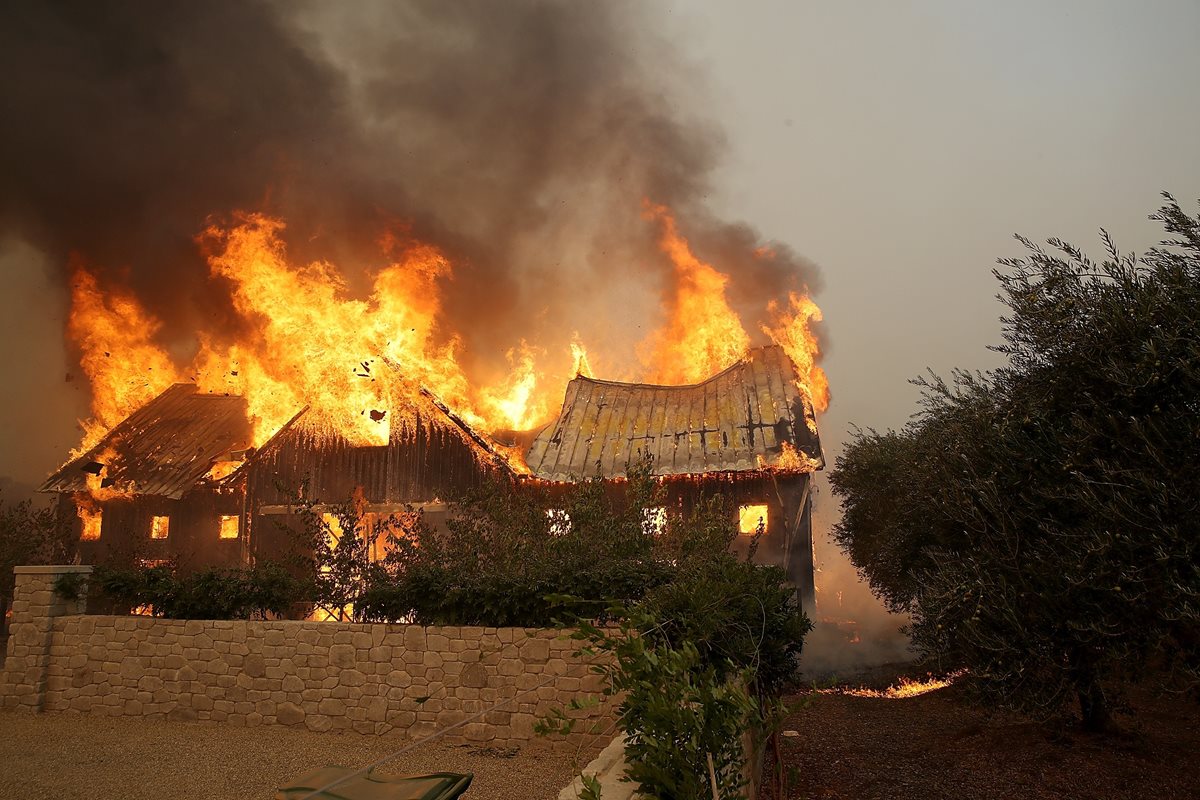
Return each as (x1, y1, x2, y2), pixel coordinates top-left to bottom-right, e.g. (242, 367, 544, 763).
(1, 567, 612, 749)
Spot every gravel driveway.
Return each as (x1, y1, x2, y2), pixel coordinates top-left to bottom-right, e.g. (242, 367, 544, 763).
(0, 710, 595, 800)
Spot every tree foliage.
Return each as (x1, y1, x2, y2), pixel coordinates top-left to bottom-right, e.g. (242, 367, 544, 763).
(830, 194, 1200, 730)
(0, 495, 75, 627)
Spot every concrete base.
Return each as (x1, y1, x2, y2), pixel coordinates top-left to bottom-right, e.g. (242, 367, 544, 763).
(558, 736, 640, 800)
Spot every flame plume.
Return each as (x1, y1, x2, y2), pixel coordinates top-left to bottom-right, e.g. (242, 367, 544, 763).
(641, 202, 751, 385)
(65, 204, 830, 466)
(764, 291, 831, 412)
(68, 266, 182, 454)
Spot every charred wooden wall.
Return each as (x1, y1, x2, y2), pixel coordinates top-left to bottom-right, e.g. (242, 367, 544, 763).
(659, 472, 815, 612)
(64, 489, 245, 575)
(245, 414, 502, 563)
(535, 471, 815, 614)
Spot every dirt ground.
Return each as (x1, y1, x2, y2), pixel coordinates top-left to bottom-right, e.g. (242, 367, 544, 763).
(765, 670, 1200, 800)
(0, 711, 594, 800)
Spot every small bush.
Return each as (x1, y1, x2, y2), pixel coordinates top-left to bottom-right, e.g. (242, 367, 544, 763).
(91, 562, 301, 620)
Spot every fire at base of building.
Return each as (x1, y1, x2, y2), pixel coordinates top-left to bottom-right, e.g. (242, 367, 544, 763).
(40, 345, 824, 612)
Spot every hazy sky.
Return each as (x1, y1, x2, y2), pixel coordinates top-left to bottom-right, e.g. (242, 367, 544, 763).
(2, 0, 1198, 501)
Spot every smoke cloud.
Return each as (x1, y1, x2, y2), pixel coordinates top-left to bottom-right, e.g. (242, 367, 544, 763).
(0, 0, 822, 388)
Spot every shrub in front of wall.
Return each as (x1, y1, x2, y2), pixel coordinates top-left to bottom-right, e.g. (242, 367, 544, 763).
(90, 562, 302, 620)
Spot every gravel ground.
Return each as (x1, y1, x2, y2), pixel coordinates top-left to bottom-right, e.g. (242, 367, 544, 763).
(0, 711, 598, 800)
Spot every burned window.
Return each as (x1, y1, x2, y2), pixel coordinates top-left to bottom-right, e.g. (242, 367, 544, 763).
(218, 515, 240, 539)
(78, 504, 102, 541)
(738, 504, 769, 535)
(150, 516, 170, 540)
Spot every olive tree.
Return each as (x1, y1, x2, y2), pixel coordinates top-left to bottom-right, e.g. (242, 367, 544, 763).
(831, 194, 1200, 730)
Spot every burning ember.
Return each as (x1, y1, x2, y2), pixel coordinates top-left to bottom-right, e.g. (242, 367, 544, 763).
(66, 204, 828, 468)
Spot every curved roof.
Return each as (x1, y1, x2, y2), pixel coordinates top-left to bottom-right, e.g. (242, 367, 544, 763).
(525, 345, 823, 481)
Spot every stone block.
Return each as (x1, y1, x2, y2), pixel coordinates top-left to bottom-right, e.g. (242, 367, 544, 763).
(318, 698, 346, 716)
(403, 627, 425, 650)
(518, 639, 550, 662)
(364, 696, 388, 722)
(329, 644, 356, 669)
(277, 702, 305, 726)
(463, 722, 491, 741)
(338, 669, 366, 687)
(137, 675, 163, 692)
(167, 706, 198, 723)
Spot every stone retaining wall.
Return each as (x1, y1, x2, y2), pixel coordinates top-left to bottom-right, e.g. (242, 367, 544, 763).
(0, 566, 611, 749)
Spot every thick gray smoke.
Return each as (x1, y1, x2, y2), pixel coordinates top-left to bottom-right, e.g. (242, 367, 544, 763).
(0, 0, 822, 384)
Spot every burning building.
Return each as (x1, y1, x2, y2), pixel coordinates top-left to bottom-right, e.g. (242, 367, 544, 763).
(526, 344, 822, 608)
(39, 344, 823, 609)
(41, 384, 255, 571)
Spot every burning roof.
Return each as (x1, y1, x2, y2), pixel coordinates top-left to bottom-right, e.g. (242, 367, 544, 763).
(525, 345, 823, 481)
(40, 384, 253, 499)
(41, 378, 526, 502)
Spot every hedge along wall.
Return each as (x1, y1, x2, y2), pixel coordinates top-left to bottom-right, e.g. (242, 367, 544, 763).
(0, 566, 612, 750)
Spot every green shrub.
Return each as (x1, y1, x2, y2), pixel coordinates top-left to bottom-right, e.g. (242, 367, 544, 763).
(543, 605, 774, 800)
(91, 562, 301, 620)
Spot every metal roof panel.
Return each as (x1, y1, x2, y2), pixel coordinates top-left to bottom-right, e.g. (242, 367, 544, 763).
(526, 345, 824, 480)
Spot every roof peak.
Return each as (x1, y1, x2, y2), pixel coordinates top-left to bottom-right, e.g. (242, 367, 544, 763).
(571, 344, 788, 391)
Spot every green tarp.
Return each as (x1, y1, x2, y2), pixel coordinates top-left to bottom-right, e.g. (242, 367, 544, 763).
(276, 766, 473, 800)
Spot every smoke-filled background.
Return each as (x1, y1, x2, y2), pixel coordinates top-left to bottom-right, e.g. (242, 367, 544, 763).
(3, 0, 1199, 670)
(0, 0, 820, 390)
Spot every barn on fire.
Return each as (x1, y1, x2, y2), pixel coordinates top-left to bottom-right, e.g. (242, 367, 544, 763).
(41, 345, 823, 610)
(526, 344, 823, 609)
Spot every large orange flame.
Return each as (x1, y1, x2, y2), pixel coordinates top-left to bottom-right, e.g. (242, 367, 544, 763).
(68, 266, 182, 454)
(64, 204, 830, 470)
(764, 291, 830, 412)
(641, 202, 751, 384)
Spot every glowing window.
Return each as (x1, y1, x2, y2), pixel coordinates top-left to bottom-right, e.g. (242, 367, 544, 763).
(78, 505, 102, 541)
(218, 515, 240, 539)
(642, 507, 667, 537)
(546, 509, 572, 536)
(150, 516, 170, 540)
(321, 513, 346, 548)
(738, 504, 769, 535)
